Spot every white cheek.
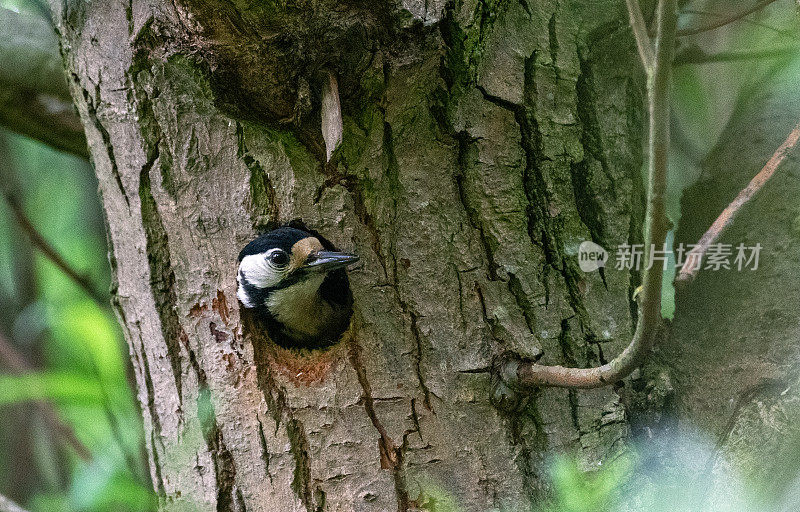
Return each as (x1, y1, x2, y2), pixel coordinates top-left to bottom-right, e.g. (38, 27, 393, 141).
(237, 283, 255, 308)
(239, 253, 285, 289)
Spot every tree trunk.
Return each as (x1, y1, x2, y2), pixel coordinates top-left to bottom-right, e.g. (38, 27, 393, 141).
(49, 0, 646, 509)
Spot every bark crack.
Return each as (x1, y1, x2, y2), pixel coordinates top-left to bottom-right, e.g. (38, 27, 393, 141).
(440, 9, 550, 355)
(348, 338, 413, 512)
(477, 64, 594, 338)
(572, 53, 615, 257)
(548, 11, 559, 71)
(557, 319, 581, 432)
(256, 418, 274, 484)
(316, 160, 390, 281)
(507, 273, 537, 334)
(474, 283, 505, 346)
(286, 418, 324, 512)
(136, 327, 167, 501)
(505, 405, 546, 506)
(249, 332, 325, 512)
(454, 131, 500, 282)
(138, 147, 186, 409)
(380, 115, 436, 414)
(183, 333, 245, 512)
(77, 78, 129, 207)
(407, 312, 433, 412)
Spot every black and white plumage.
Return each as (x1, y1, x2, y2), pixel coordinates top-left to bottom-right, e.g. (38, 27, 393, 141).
(237, 226, 357, 350)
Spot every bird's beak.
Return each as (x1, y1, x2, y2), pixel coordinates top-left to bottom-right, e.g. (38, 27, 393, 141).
(302, 251, 359, 273)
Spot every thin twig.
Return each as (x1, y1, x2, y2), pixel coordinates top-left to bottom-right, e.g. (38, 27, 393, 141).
(674, 45, 800, 66)
(681, 8, 799, 40)
(0, 492, 29, 512)
(626, 0, 655, 69)
(677, 0, 780, 37)
(0, 190, 108, 307)
(507, 0, 676, 389)
(675, 120, 800, 283)
(0, 329, 92, 460)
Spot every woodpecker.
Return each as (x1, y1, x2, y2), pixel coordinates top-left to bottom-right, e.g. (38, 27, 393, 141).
(237, 226, 358, 350)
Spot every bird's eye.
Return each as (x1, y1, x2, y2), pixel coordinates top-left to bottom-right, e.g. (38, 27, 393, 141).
(268, 250, 289, 267)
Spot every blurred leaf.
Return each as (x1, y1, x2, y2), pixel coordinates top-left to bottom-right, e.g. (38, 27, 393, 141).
(51, 301, 125, 384)
(546, 454, 634, 512)
(28, 493, 71, 512)
(0, 372, 105, 405)
(93, 476, 155, 511)
(673, 66, 714, 152)
(69, 455, 116, 510)
(71, 467, 154, 512)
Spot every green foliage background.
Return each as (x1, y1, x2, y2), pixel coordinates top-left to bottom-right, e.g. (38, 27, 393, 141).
(0, 130, 154, 511)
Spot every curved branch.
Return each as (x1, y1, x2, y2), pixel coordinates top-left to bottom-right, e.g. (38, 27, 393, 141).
(677, 0, 780, 37)
(505, 0, 676, 389)
(0, 8, 87, 157)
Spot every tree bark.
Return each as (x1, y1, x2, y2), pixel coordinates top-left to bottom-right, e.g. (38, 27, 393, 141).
(48, 0, 646, 510)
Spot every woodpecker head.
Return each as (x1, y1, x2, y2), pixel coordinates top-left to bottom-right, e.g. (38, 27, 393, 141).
(237, 226, 358, 350)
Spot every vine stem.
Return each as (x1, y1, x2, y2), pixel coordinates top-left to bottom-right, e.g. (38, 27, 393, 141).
(507, 0, 675, 389)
